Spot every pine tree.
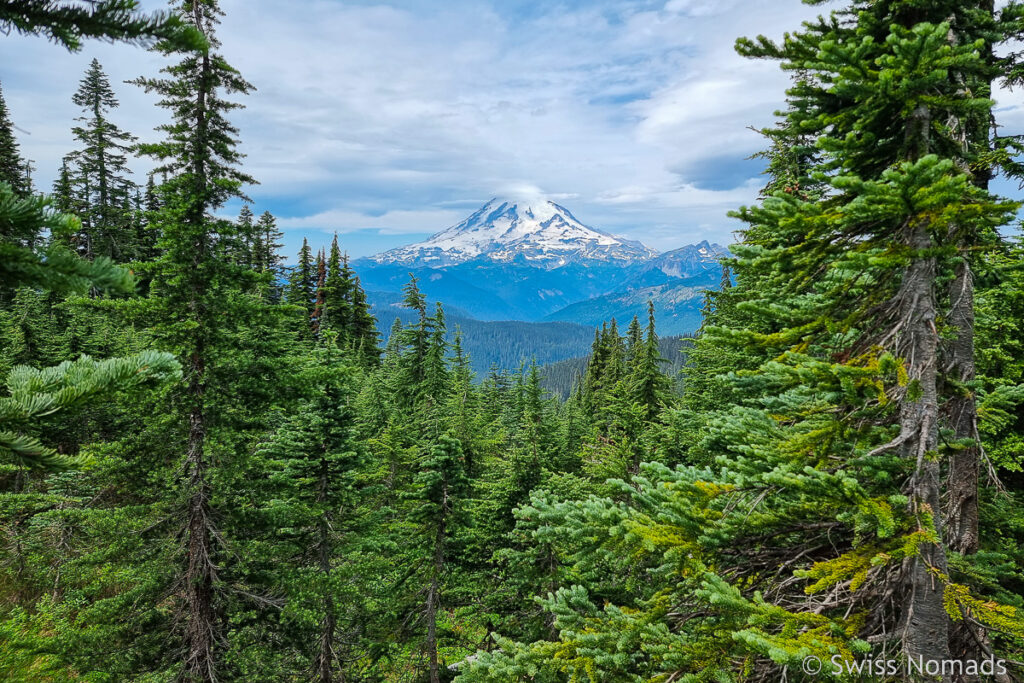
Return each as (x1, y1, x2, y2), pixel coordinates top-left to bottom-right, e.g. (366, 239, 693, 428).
(321, 234, 351, 335)
(254, 210, 283, 277)
(0, 81, 28, 197)
(66, 58, 137, 260)
(131, 1, 256, 677)
(403, 434, 469, 683)
(253, 340, 366, 682)
(287, 237, 316, 332)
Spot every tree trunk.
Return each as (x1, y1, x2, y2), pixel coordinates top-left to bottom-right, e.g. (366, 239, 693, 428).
(426, 572, 440, 683)
(316, 463, 335, 683)
(896, 217, 951, 678)
(946, 260, 982, 670)
(944, 6, 994, 673)
(183, 366, 216, 683)
(426, 484, 447, 683)
(183, 20, 216, 677)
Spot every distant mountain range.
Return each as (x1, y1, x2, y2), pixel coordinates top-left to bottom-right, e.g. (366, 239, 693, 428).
(352, 196, 729, 371)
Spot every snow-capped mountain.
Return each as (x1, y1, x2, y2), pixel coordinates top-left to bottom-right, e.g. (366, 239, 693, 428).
(352, 196, 730, 336)
(645, 240, 729, 278)
(370, 197, 656, 267)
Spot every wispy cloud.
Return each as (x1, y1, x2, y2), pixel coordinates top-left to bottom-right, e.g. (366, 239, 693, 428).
(2, 0, 1021, 259)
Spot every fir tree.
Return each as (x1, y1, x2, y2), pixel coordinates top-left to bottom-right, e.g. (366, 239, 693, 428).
(350, 275, 380, 366)
(628, 301, 671, 423)
(321, 234, 351, 335)
(66, 58, 137, 260)
(403, 434, 469, 683)
(254, 210, 283, 277)
(464, 2, 1024, 680)
(234, 202, 254, 267)
(312, 248, 326, 339)
(51, 158, 74, 215)
(131, 1, 256, 677)
(254, 339, 367, 682)
(0, 0, 204, 52)
(397, 275, 431, 402)
(0, 81, 28, 197)
(287, 237, 316, 332)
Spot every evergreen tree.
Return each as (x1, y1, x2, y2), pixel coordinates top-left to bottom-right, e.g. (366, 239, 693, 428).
(66, 58, 137, 260)
(321, 234, 351, 335)
(628, 301, 671, 423)
(0, 81, 28, 197)
(423, 303, 450, 409)
(404, 434, 469, 683)
(253, 340, 367, 682)
(0, 0, 203, 52)
(287, 237, 316, 332)
(234, 202, 254, 267)
(397, 275, 432, 403)
(312, 248, 326, 339)
(254, 210, 283, 277)
(464, 3, 1024, 680)
(350, 275, 380, 366)
(131, 1, 256, 677)
(624, 314, 642, 366)
(51, 158, 74, 216)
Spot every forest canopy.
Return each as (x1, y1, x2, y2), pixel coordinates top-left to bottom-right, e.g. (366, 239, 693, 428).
(2, 1, 1024, 682)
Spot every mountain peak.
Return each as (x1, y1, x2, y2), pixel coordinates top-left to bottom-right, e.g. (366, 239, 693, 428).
(371, 197, 657, 267)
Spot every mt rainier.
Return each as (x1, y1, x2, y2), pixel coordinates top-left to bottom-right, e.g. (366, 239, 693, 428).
(353, 196, 728, 337)
(371, 197, 657, 267)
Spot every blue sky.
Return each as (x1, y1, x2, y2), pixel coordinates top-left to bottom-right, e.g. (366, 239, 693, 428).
(2, 0, 1023, 261)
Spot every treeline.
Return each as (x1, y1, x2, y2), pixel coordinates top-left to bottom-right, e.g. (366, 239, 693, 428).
(541, 330, 693, 398)
(2, 1, 1024, 682)
(368, 292, 598, 376)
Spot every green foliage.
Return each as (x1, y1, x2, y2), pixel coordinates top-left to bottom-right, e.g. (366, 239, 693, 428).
(66, 58, 140, 261)
(0, 183, 134, 295)
(0, 83, 28, 197)
(0, 0, 205, 52)
(4, 1, 1024, 682)
(0, 351, 179, 469)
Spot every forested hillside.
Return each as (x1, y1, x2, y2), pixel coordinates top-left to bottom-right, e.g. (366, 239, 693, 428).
(369, 290, 597, 376)
(541, 332, 692, 398)
(2, 1, 1024, 683)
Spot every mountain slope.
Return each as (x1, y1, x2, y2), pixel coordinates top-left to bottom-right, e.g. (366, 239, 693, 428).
(370, 197, 656, 267)
(540, 335, 694, 399)
(354, 196, 728, 335)
(370, 294, 596, 375)
(543, 273, 716, 336)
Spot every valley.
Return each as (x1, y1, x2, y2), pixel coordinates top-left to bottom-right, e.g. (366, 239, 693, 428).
(353, 197, 728, 368)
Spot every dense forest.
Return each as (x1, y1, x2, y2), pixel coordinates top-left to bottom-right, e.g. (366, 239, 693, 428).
(2, 1, 1024, 682)
(541, 333, 692, 399)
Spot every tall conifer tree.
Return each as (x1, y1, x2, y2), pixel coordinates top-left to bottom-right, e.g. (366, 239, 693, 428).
(0, 82, 28, 197)
(287, 237, 316, 332)
(66, 58, 137, 260)
(131, 1, 255, 678)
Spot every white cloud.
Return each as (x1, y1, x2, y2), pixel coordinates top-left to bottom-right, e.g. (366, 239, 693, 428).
(9, 0, 1018, 256)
